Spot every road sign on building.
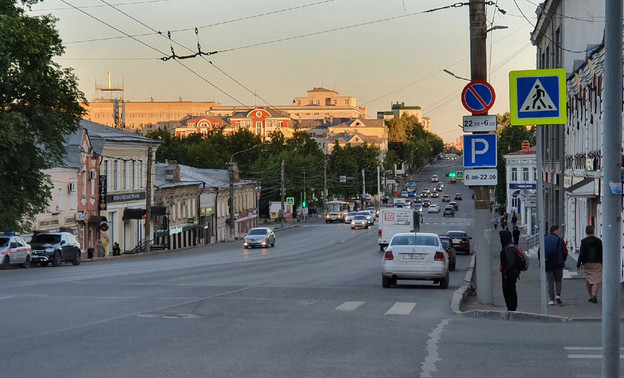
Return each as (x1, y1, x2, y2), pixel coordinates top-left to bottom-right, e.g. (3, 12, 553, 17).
(509, 69, 567, 125)
(461, 80, 496, 114)
(463, 134, 497, 168)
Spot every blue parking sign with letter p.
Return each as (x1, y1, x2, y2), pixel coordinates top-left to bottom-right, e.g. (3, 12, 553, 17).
(463, 134, 497, 168)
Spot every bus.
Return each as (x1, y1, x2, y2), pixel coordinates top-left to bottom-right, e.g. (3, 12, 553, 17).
(324, 200, 349, 223)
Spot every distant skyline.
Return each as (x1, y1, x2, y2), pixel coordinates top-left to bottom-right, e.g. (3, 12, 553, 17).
(29, 0, 547, 143)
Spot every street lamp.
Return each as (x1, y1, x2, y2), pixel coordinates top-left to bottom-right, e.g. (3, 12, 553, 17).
(229, 144, 258, 240)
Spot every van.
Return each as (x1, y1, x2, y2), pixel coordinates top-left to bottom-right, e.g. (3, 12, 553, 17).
(377, 207, 421, 251)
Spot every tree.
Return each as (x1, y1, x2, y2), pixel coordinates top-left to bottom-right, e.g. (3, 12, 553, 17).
(494, 112, 537, 204)
(0, 1, 86, 232)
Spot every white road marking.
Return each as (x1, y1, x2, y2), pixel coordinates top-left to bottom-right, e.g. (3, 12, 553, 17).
(335, 301, 365, 311)
(420, 319, 450, 378)
(565, 346, 624, 359)
(384, 302, 416, 315)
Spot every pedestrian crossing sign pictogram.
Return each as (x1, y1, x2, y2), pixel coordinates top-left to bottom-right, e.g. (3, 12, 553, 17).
(509, 69, 567, 125)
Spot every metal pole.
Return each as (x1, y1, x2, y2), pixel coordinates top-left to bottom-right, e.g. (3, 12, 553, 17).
(362, 168, 366, 209)
(323, 159, 327, 212)
(377, 165, 381, 207)
(229, 162, 235, 240)
(280, 159, 285, 229)
(602, 0, 622, 375)
(537, 126, 547, 315)
(469, 0, 492, 304)
(144, 146, 152, 253)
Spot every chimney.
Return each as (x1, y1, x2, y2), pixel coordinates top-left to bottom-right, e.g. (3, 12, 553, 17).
(165, 160, 180, 183)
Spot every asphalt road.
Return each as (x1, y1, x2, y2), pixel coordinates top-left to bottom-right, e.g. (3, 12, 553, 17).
(1, 161, 620, 377)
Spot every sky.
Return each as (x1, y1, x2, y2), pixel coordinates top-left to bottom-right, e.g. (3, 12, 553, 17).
(29, 0, 540, 143)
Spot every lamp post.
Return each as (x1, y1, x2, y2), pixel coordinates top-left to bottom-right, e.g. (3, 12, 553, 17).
(229, 144, 258, 240)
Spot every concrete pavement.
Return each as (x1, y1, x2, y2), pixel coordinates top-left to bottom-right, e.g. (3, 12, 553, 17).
(456, 227, 624, 321)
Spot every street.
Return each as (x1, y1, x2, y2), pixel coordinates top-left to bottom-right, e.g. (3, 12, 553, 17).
(1, 162, 620, 377)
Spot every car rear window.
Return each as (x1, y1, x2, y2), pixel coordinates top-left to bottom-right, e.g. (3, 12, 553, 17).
(32, 234, 61, 243)
(447, 232, 466, 238)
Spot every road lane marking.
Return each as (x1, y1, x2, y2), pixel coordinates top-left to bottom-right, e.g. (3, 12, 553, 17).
(420, 319, 450, 378)
(335, 301, 365, 311)
(565, 346, 624, 359)
(384, 302, 416, 315)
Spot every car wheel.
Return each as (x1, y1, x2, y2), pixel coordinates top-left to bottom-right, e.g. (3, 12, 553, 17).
(379, 245, 385, 252)
(440, 272, 450, 289)
(271, 241, 275, 247)
(382, 276, 392, 288)
(22, 255, 31, 269)
(39, 261, 49, 267)
(72, 250, 81, 265)
(52, 251, 62, 267)
(1, 256, 9, 270)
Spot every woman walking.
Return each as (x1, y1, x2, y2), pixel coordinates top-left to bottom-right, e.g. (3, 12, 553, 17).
(577, 225, 603, 303)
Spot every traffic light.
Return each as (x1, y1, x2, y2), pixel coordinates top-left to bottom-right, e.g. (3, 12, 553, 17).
(302, 200, 307, 208)
(449, 172, 456, 178)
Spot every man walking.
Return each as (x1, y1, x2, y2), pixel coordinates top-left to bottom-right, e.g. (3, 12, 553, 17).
(539, 225, 568, 305)
(577, 225, 603, 303)
(500, 230, 521, 311)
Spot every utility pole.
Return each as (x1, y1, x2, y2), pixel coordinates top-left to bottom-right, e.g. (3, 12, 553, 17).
(323, 159, 327, 213)
(602, 0, 622, 375)
(280, 159, 285, 229)
(229, 161, 235, 240)
(361, 168, 366, 209)
(469, 0, 492, 304)
(144, 146, 152, 253)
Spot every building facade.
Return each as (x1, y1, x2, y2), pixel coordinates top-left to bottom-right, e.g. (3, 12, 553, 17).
(503, 146, 538, 233)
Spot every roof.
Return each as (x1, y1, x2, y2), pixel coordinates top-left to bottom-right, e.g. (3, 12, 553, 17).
(505, 146, 537, 156)
(79, 120, 162, 155)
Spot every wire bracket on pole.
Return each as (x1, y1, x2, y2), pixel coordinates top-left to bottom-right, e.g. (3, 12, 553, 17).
(161, 28, 218, 61)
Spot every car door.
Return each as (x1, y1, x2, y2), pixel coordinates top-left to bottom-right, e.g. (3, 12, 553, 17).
(61, 234, 74, 260)
(13, 237, 26, 264)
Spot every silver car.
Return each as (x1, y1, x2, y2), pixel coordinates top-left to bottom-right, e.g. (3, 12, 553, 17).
(357, 211, 374, 225)
(381, 232, 449, 289)
(351, 215, 369, 230)
(0, 234, 31, 269)
(244, 227, 276, 249)
(344, 212, 359, 224)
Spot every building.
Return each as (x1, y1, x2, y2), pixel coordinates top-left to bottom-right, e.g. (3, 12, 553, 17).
(175, 116, 228, 138)
(530, 0, 605, 235)
(376, 102, 431, 132)
(324, 118, 387, 154)
(503, 146, 538, 233)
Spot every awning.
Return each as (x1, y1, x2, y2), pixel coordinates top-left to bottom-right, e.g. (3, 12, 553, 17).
(88, 216, 108, 224)
(565, 177, 599, 198)
(151, 206, 168, 216)
(123, 208, 146, 220)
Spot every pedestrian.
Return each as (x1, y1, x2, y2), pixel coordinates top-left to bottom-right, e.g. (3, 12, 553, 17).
(112, 242, 121, 256)
(512, 226, 520, 246)
(511, 212, 518, 229)
(500, 230, 522, 311)
(577, 225, 603, 303)
(499, 228, 512, 250)
(501, 214, 508, 229)
(492, 216, 499, 230)
(97, 240, 106, 258)
(538, 225, 568, 305)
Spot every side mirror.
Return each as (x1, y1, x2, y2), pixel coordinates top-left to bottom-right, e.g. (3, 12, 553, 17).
(61, 240, 66, 245)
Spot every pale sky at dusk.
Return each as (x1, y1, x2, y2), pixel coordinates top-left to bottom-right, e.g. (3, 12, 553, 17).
(29, 0, 544, 143)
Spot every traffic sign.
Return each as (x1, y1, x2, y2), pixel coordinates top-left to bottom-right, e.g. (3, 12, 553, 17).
(462, 115, 497, 132)
(456, 170, 464, 180)
(509, 69, 567, 125)
(463, 134, 497, 168)
(463, 168, 498, 186)
(286, 197, 294, 205)
(461, 80, 496, 114)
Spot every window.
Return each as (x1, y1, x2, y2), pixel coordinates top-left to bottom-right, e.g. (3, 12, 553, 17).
(511, 197, 518, 208)
(533, 168, 537, 182)
(511, 167, 517, 181)
(256, 121, 262, 134)
(123, 160, 128, 190)
(113, 160, 119, 190)
(132, 160, 136, 189)
(82, 171, 87, 197)
(522, 167, 529, 182)
(139, 160, 145, 188)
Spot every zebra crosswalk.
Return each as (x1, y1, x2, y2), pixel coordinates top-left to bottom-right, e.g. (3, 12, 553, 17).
(333, 301, 417, 316)
(565, 346, 624, 359)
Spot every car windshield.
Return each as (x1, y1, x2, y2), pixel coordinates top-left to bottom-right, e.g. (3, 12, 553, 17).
(0, 237, 9, 247)
(391, 235, 439, 246)
(32, 234, 61, 244)
(440, 238, 451, 249)
(248, 229, 268, 236)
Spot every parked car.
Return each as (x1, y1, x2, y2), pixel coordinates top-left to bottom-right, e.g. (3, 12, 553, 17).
(438, 235, 457, 271)
(454, 193, 463, 200)
(351, 215, 369, 230)
(446, 230, 471, 254)
(442, 205, 455, 217)
(243, 227, 276, 249)
(382, 232, 449, 289)
(30, 232, 81, 266)
(442, 194, 451, 202)
(0, 233, 31, 269)
(428, 204, 441, 213)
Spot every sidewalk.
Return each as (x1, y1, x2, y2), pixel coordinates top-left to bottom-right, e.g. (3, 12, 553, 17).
(459, 228, 624, 321)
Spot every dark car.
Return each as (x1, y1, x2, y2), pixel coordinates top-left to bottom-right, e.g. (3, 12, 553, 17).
(454, 193, 463, 200)
(438, 235, 457, 271)
(30, 232, 81, 266)
(442, 205, 455, 217)
(449, 201, 459, 211)
(442, 194, 451, 202)
(430, 191, 440, 198)
(446, 230, 471, 254)
(422, 199, 431, 207)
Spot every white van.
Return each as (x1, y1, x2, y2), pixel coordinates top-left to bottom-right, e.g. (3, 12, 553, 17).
(377, 207, 421, 251)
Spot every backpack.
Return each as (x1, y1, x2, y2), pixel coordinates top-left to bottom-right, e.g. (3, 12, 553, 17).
(516, 246, 529, 271)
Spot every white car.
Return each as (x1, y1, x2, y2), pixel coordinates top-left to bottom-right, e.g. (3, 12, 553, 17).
(0, 234, 31, 269)
(431, 175, 438, 182)
(344, 212, 359, 224)
(381, 232, 449, 289)
(243, 227, 276, 249)
(351, 215, 369, 230)
(428, 204, 441, 213)
(357, 211, 374, 225)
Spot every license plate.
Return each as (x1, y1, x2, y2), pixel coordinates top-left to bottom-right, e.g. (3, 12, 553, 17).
(403, 253, 425, 260)
(452, 239, 461, 243)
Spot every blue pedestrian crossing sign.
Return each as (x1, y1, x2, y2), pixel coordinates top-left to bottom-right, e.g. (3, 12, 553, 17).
(509, 69, 567, 125)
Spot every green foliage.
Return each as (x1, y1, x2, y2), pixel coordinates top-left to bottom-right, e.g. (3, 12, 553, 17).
(384, 114, 442, 172)
(494, 112, 537, 204)
(0, 1, 86, 232)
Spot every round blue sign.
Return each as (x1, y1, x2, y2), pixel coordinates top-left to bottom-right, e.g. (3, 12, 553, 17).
(461, 81, 496, 114)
